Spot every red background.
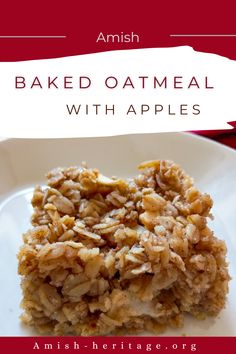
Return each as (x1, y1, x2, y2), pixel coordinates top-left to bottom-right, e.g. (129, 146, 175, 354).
(0, 0, 236, 61)
(0, 336, 236, 354)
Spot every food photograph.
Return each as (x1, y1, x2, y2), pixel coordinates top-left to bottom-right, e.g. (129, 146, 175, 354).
(0, 132, 235, 337)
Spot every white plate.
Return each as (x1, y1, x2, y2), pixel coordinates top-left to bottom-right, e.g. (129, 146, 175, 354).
(0, 133, 236, 336)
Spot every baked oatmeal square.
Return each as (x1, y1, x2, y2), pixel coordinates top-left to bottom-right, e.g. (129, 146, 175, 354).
(18, 160, 230, 335)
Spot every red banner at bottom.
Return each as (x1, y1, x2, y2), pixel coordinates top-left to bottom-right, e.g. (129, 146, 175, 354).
(0, 337, 235, 354)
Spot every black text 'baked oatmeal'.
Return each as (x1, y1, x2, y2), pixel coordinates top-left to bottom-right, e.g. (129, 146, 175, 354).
(18, 160, 230, 335)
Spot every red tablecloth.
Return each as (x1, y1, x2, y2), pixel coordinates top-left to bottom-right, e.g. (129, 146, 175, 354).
(193, 121, 236, 150)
